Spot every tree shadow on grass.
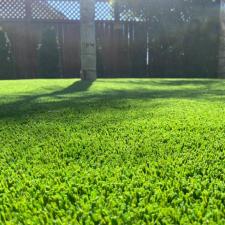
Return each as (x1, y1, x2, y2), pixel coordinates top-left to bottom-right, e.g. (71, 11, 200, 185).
(150, 79, 222, 87)
(50, 80, 94, 96)
(0, 79, 225, 120)
(0, 80, 94, 119)
(97, 79, 223, 88)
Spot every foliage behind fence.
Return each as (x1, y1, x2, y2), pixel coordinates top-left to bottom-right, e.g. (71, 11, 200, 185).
(0, 0, 221, 79)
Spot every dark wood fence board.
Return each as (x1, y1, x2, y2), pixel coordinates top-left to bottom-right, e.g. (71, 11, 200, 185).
(61, 23, 81, 77)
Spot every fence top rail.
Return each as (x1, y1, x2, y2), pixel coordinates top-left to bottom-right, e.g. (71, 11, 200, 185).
(0, 0, 145, 22)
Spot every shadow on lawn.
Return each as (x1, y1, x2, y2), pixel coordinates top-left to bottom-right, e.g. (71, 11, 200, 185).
(98, 79, 222, 88)
(150, 79, 222, 88)
(0, 80, 94, 119)
(51, 80, 94, 95)
(0, 79, 225, 120)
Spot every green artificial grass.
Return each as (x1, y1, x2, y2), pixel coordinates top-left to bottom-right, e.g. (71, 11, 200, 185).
(1, 78, 225, 224)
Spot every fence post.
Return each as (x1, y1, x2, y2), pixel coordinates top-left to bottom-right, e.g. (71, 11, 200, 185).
(80, 0, 97, 80)
(25, 0, 35, 78)
(113, 2, 121, 76)
(218, 0, 225, 77)
(25, 0, 32, 20)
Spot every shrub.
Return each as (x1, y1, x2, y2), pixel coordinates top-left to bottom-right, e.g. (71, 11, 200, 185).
(0, 28, 14, 79)
(38, 26, 60, 78)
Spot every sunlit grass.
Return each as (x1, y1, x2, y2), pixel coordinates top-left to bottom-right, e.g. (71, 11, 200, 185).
(0, 79, 225, 224)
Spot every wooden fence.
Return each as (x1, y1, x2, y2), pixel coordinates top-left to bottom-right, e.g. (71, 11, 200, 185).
(96, 21, 148, 77)
(1, 21, 80, 78)
(0, 0, 221, 79)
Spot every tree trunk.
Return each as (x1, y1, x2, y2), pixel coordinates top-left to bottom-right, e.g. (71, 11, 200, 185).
(80, 0, 97, 80)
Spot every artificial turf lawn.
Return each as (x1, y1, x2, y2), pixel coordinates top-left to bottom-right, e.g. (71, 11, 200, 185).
(0, 79, 225, 224)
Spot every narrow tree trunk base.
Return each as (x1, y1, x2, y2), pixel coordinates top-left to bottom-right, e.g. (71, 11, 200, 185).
(80, 69, 97, 81)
